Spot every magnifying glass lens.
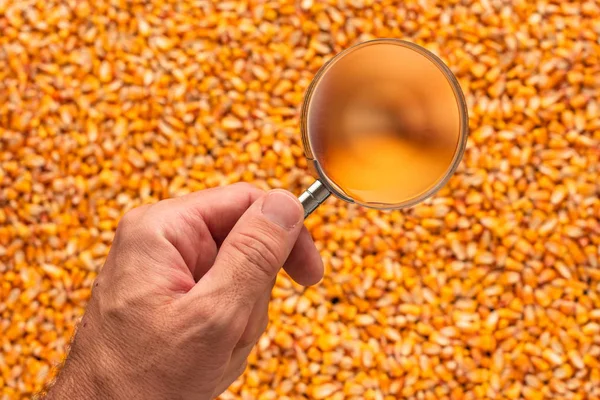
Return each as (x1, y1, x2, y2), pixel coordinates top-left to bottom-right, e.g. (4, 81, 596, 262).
(303, 40, 466, 210)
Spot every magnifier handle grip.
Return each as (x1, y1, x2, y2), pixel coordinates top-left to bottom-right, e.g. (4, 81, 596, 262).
(298, 180, 331, 219)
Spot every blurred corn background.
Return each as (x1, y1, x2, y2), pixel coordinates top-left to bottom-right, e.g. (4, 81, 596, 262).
(1, 0, 599, 399)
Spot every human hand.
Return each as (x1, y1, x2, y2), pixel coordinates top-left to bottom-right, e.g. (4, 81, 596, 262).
(43, 183, 323, 400)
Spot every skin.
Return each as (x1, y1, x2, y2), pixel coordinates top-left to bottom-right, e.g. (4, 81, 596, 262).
(42, 183, 324, 400)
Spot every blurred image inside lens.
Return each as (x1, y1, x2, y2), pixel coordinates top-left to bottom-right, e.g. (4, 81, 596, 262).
(307, 42, 462, 206)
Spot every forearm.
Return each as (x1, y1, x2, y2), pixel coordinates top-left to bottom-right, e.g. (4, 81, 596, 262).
(42, 359, 102, 400)
(40, 343, 196, 400)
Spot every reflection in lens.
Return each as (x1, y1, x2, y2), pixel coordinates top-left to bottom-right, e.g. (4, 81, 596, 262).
(307, 41, 462, 206)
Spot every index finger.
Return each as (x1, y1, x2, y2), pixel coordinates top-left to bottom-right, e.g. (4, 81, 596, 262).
(165, 182, 265, 245)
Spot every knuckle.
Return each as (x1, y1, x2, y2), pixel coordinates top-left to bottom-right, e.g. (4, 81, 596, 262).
(118, 206, 145, 229)
(116, 206, 149, 238)
(115, 205, 161, 245)
(229, 229, 282, 280)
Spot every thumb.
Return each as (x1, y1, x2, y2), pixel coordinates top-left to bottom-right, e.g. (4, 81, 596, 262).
(191, 189, 304, 311)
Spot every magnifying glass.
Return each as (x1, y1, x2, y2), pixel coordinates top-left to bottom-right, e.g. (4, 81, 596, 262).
(298, 39, 469, 218)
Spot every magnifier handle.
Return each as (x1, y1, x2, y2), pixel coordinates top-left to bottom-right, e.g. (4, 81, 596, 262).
(298, 180, 331, 219)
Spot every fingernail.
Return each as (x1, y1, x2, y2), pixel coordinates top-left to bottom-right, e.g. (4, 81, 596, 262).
(261, 191, 302, 229)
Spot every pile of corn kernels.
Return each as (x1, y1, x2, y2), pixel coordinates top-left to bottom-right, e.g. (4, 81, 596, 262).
(1, 0, 599, 398)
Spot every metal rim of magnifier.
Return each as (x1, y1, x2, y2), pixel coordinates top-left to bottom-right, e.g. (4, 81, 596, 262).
(300, 38, 469, 210)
